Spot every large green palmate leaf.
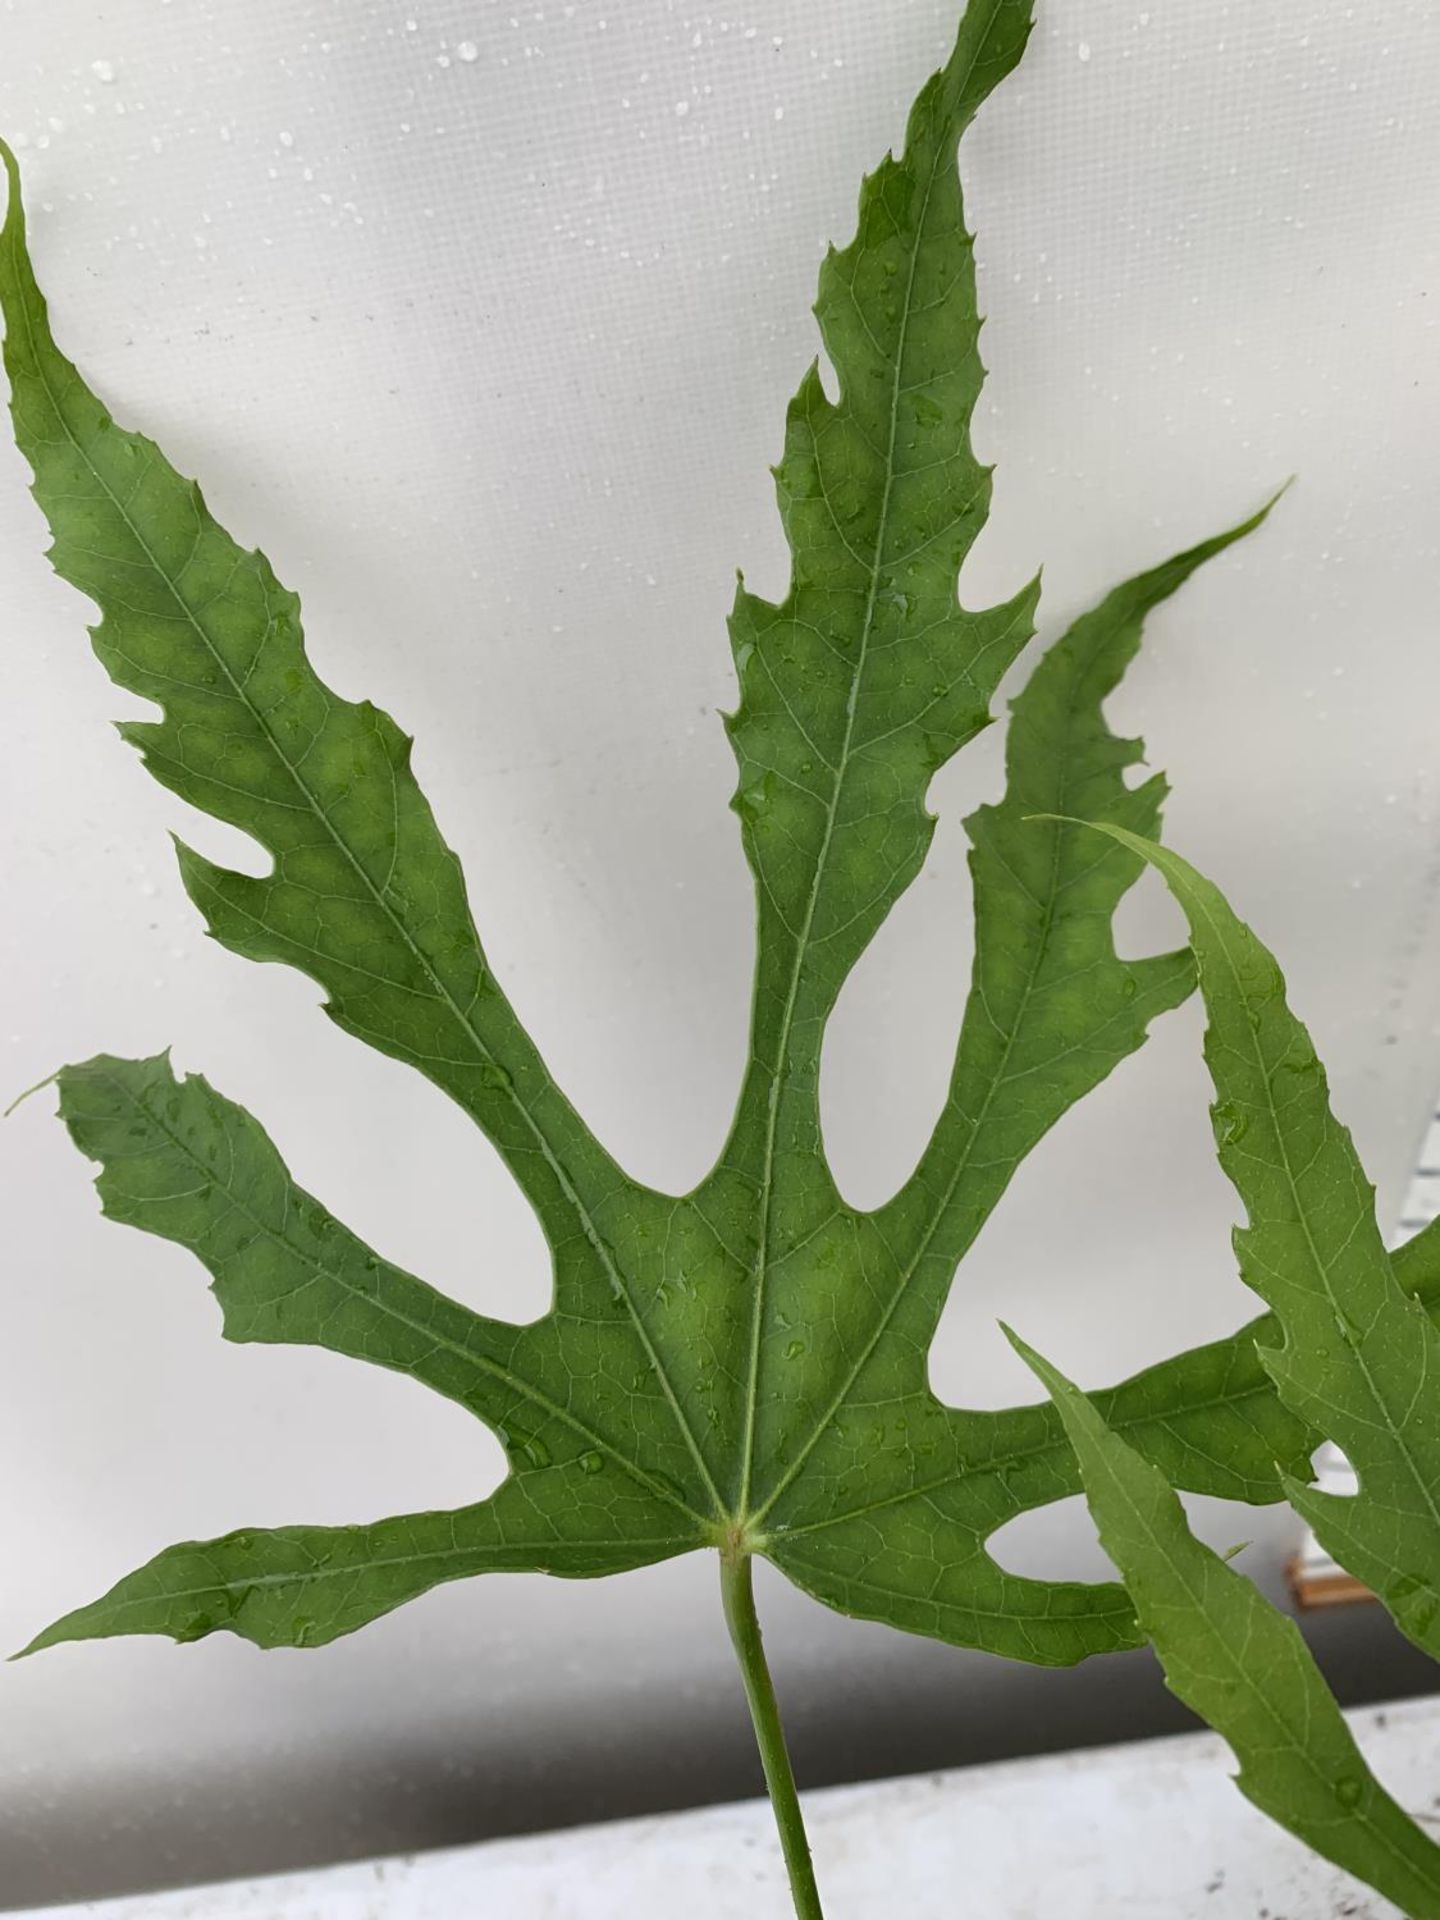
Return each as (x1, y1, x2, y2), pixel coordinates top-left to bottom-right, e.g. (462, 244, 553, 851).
(1088, 825, 1440, 1664)
(1013, 1331, 1440, 1920)
(4, 0, 1415, 1667)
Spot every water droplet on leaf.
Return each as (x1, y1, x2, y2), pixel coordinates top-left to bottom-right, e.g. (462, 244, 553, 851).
(513, 1433, 551, 1469)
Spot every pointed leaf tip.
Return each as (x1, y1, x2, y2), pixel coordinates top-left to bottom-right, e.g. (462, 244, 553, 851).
(3, 1068, 60, 1119)
(0, 137, 20, 214)
(1002, 1322, 1077, 1403)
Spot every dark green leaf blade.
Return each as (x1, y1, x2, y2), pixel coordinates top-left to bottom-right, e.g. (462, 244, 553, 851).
(23, 1489, 697, 1656)
(878, 502, 1279, 1314)
(746, 517, 1280, 1650)
(712, 0, 1039, 1514)
(0, 141, 625, 1245)
(1087, 825, 1440, 1661)
(701, 0, 1276, 1566)
(724, 0, 1038, 1164)
(1012, 1330, 1440, 1920)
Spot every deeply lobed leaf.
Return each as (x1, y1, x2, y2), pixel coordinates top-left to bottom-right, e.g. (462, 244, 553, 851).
(3, 0, 1341, 1670)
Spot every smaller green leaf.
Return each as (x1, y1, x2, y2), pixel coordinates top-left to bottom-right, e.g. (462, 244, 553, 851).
(1083, 825, 1440, 1663)
(1009, 1328, 1440, 1920)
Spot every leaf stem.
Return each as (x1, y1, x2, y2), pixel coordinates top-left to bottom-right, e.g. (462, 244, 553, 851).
(719, 1549, 825, 1920)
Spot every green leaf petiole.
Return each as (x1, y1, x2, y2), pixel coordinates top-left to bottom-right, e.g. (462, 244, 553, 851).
(720, 1548, 824, 1920)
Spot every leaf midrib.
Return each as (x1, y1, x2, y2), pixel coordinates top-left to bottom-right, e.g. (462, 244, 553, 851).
(734, 41, 980, 1517)
(753, 749, 1072, 1526)
(47, 1529, 697, 1626)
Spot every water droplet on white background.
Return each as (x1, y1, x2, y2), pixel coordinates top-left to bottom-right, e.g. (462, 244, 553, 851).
(1077, 41, 1092, 62)
(457, 40, 479, 63)
(674, 100, 690, 118)
(90, 59, 115, 84)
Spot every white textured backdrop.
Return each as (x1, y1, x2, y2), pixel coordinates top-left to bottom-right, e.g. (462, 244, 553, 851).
(2, 0, 1439, 1905)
